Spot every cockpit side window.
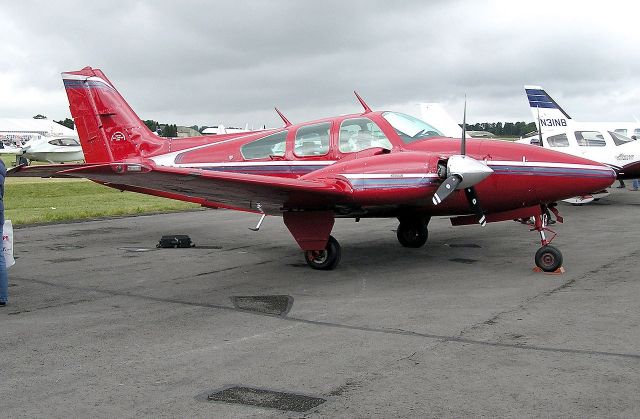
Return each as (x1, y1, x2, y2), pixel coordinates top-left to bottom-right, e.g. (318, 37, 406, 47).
(240, 130, 287, 160)
(382, 112, 442, 144)
(575, 131, 606, 147)
(547, 133, 569, 147)
(338, 117, 392, 153)
(294, 122, 331, 157)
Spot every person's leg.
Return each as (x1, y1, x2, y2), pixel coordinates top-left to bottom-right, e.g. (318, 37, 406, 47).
(0, 219, 7, 305)
(632, 179, 639, 190)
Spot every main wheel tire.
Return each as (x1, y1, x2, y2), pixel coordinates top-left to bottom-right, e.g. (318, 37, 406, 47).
(535, 245, 563, 272)
(304, 235, 341, 270)
(397, 220, 428, 248)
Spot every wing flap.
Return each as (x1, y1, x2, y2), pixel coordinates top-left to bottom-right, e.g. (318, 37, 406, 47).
(55, 163, 351, 214)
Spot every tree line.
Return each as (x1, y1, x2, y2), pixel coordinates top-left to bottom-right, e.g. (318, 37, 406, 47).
(466, 121, 537, 137)
(41, 114, 538, 138)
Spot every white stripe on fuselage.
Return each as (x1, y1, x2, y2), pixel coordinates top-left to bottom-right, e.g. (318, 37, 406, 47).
(150, 133, 271, 167)
(341, 173, 438, 179)
(488, 160, 610, 171)
(171, 160, 337, 168)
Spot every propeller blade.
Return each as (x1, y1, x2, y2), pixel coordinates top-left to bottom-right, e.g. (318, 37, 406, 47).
(461, 95, 467, 155)
(432, 175, 462, 205)
(464, 187, 486, 226)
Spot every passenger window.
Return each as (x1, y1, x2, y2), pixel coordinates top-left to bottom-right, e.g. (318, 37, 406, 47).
(241, 131, 287, 159)
(294, 122, 331, 156)
(614, 129, 627, 136)
(339, 118, 392, 153)
(575, 131, 606, 147)
(547, 133, 569, 147)
(609, 131, 636, 146)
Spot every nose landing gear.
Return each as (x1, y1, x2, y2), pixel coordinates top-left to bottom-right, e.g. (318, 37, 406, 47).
(531, 208, 564, 272)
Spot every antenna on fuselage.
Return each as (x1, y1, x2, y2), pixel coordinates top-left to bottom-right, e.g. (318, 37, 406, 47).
(354, 91, 372, 113)
(274, 107, 292, 127)
(537, 105, 544, 147)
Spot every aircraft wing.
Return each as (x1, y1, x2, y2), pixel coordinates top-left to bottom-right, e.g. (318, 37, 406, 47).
(10, 162, 351, 214)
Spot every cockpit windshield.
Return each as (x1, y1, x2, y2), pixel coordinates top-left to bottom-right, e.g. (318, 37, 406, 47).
(609, 131, 636, 146)
(382, 112, 443, 144)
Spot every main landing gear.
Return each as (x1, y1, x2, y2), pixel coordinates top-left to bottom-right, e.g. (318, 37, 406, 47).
(396, 217, 430, 248)
(304, 235, 341, 270)
(531, 206, 564, 272)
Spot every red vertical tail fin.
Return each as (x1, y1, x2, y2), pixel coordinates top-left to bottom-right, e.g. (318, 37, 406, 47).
(62, 67, 164, 163)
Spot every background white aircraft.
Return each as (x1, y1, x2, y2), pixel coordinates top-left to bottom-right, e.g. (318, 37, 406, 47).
(518, 86, 640, 180)
(201, 124, 251, 135)
(1, 135, 84, 165)
(0, 118, 84, 164)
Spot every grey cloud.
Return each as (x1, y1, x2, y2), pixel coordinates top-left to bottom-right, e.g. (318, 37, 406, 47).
(1, 0, 639, 126)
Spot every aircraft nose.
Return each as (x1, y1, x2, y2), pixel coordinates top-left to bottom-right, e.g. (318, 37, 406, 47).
(534, 149, 616, 201)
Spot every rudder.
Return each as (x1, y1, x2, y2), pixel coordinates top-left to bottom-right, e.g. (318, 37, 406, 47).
(62, 67, 164, 163)
(524, 85, 572, 129)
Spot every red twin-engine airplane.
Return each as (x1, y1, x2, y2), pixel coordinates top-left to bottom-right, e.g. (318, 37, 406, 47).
(10, 67, 616, 271)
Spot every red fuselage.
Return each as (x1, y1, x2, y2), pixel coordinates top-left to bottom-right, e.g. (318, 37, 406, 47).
(142, 112, 614, 217)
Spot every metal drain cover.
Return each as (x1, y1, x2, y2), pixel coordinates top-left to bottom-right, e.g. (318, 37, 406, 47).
(205, 386, 325, 412)
(231, 295, 293, 316)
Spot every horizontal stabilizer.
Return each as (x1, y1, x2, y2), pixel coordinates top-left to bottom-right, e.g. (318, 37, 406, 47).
(7, 163, 89, 178)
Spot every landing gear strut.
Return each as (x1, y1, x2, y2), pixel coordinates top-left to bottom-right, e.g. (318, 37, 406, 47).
(397, 217, 430, 248)
(532, 209, 563, 272)
(304, 235, 341, 270)
(16, 155, 30, 166)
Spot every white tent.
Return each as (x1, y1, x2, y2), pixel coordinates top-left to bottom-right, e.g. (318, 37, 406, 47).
(0, 118, 76, 137)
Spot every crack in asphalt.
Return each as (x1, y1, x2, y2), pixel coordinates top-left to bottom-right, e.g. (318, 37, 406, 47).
(9, 276, 640, 361)
(453, 249, 640, 341)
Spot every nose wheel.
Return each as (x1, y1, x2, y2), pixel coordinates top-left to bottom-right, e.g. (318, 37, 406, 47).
(535, 245, 563, 272)
(304, 235, 341, 270)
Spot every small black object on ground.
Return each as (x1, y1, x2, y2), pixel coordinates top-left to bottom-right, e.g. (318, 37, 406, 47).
(156, 235, 195, 248)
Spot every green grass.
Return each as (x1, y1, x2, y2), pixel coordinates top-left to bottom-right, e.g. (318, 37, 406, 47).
(2, 155, 199, 225)
(4, 178, 199, 225)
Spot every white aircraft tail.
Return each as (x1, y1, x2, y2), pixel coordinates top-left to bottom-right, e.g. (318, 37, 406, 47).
(524, 85, 572, 129)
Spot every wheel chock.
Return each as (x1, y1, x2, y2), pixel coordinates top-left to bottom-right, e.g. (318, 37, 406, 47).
(532, 266, 565, 275)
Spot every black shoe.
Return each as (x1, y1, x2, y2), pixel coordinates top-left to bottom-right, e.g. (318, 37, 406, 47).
(0, 302, 6, 307)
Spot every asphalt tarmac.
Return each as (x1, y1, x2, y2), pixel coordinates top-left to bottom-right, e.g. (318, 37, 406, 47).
(2, 188, 640, 418)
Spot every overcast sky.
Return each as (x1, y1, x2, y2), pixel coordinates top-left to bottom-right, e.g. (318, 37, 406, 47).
(1, 0, 640, 128)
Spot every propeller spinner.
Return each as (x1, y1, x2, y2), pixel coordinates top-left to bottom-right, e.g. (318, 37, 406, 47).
(431, 98, 493, 226)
